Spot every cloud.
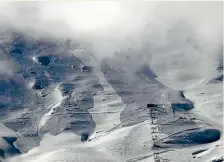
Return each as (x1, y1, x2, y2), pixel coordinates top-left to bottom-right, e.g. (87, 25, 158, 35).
(0, 1, 222, 82)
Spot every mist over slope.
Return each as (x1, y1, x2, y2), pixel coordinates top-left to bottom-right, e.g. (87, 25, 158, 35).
(0, 1, 223, 162)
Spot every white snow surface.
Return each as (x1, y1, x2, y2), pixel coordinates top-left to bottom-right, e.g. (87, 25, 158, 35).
(0, 1, 222, 162)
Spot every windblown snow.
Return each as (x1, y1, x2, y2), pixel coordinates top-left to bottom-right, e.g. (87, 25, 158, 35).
(0, 1, 223, 162)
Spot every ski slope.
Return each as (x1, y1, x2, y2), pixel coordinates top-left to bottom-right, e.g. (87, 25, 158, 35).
(0, 1, 223, 162)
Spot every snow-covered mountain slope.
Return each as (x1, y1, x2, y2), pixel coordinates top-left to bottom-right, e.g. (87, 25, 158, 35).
(0, 2, 223, 162)
(0, 29, 222, 162)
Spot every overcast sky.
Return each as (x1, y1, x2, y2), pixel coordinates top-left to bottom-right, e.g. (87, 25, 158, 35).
(0, 1, 222, 82)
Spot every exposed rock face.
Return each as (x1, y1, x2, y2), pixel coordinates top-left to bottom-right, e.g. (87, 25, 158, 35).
(36, 56, 51, 66)
(0, 31, 101, 153)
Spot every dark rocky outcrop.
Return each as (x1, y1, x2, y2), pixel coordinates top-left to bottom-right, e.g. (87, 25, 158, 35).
(36, 56, 51, 66)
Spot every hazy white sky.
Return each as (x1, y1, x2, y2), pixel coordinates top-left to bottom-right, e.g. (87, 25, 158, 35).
(0, 1, 222, 83)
